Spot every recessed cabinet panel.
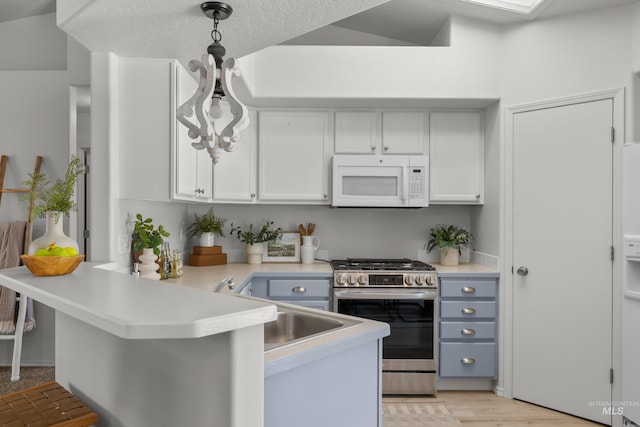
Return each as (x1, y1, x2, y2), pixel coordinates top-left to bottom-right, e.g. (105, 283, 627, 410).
(334, 111, 379, 154)
(429, 111, 484, 204)
(381, 112, 427, 154)
(174, 64, 212, 201)
(212, 110, 258, 203)
(258, 111, 330, 203)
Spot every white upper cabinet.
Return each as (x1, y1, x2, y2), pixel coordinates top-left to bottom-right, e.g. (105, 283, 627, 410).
(381, 111, 427, 154)
(118, 58, 212, 202)
(258, 111, 331, 203)
(429, 111, 484, 204)
(334, 111, 427, 155)
(173, 64, 212, 201)
(212, 110, 258, 203)
(334, 111, 379, 154)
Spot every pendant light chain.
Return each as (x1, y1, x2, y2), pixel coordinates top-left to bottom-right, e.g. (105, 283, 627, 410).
(211, 12, 222, 43)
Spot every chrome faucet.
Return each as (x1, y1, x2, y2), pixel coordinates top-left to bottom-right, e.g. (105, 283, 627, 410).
(213, 276, 235, 293)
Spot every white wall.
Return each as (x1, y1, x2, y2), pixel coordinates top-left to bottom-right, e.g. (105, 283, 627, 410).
(240, 15, 500, 102)
(470, 101, 500, 257)
(0, 14, 66, 70)
(0, 13, 90, 365)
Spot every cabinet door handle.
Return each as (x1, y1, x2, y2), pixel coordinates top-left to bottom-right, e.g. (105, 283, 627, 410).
(250, 193, 256, 198)
(371, 146, 377, 151)
(461, 307, 476, 315)
(461, 357, 476, 365)
(461, 328, 476, 335)
(475, 194, 481, 199)
(292, 286, 307, 293)
(383, 145, 389, 151)
(461, 286, 476, 293)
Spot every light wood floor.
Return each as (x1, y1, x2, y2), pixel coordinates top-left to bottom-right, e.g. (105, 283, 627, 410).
(384, 391, 603, 426)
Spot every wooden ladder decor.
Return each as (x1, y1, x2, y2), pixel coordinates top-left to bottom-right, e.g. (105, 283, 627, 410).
(0, 154, 43, 254)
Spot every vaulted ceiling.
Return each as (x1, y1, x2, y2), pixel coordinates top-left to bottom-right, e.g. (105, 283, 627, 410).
(1, 0, 638, 61)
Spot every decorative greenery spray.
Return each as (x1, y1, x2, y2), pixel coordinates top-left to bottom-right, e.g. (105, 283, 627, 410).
(22, 156, 84, 218)
(230, 220, 281, 245)
(425, 224, 473, 255)
(132, 214, 170, 255)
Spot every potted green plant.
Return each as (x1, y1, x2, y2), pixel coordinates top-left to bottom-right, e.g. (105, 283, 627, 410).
(22, 156, 85, 255)
(230, 220, 282, 264)
(425, 224, 473, 266)
(186, 208, 227, 247)
(132, 214, 170, 280)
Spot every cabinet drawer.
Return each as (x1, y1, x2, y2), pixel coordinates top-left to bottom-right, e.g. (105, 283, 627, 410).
(440, 321, 496, 340)
(439, 342, 497, 378)
(267, 279, 330, 298)
(278, 300, 330, 311)
(440, 280, 497, 298)
(440, 301, 496, 319)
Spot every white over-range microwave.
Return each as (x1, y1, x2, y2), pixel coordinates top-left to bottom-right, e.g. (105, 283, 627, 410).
(331, 155, 429, 207)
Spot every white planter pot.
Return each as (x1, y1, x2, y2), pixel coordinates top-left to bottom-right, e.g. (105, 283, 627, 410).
(245, 243, 264, 265)
(198, 232, 215, 247)
(439, 247, 460, 266)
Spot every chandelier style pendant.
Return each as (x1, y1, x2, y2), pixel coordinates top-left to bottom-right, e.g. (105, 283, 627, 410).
(177, 2, 249, 164)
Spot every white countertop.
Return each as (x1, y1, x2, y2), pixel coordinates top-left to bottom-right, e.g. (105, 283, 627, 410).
(0, 262, 277, 339)
(166, 261, 497, 292)
(167, 261, 333, 293)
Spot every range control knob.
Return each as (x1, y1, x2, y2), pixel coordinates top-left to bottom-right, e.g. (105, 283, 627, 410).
(347, 274, 358, 285)
(415, 275, 425, 286)
(335, 274, 347, 285)
(357, 274, 367, 285)
(404, 275, 415, 286)
(426, 274, 437, 286)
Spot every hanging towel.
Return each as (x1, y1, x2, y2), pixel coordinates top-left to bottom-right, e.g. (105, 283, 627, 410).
(0, 221, 35, 334)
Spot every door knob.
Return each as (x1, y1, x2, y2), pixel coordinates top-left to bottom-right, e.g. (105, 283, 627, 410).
(517, 266, 529, 276)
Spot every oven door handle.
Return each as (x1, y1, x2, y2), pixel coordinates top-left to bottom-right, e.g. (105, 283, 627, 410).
(334, 290, 436, 300)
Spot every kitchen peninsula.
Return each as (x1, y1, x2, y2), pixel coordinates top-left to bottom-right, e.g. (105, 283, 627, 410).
(0, 262, 390, 427)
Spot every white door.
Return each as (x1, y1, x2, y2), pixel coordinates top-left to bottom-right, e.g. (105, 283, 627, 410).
(512, 99, 613, 424)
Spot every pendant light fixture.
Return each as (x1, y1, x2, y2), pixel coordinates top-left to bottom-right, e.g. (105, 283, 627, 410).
(177, 2, 249, 164)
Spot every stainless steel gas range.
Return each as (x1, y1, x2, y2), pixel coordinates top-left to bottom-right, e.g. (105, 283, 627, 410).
(330, 258, 438, 395)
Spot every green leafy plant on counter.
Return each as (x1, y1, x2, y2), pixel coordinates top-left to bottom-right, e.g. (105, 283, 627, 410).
(230, 220, 282, 245)
(132, 213, 170, 255)
(21, 155, 84, 218)
(186, 208, 227, 238)
(425, 224, 473, 255)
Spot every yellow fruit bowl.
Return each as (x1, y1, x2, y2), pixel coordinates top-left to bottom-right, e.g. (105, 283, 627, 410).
(20, 255, 85, 277)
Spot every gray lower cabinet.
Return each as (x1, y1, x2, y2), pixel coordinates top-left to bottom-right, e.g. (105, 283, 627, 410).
(439, 276, 498, 378)
(249, 276, 331, 311)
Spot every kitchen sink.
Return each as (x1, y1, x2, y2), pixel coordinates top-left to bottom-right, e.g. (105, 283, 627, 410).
(264, 311, 344, 347)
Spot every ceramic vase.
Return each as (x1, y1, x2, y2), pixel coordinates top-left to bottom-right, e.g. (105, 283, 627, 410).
(245, 243, 264, 265)
(301, 235, 320, 264)
(139, 247, 161, 280)
(28, 211, 79, 255)
(198, 232, 215, 247)
(440, 247, 460, 266)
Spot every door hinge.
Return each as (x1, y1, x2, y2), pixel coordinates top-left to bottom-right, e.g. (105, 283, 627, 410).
(610, 368, 614, 384)
(611, 246, 614, 261)
(83, 229, 90, 239)
(611, 127, 615, 144)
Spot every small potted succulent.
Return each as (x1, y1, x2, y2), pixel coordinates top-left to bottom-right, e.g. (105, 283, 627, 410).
(132, 213, 170, 279)
(425, 224, 473, 266)
(230, 220, 282, 264)
(186, 208, 227, 247)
